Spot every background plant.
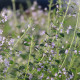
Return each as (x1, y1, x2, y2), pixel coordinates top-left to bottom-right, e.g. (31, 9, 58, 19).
(0, 0, 80, 80)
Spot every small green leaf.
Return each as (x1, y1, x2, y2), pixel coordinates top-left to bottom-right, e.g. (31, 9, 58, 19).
(16, 25, 21, 28)
(10, 60, 14, 64)
(59, 49, 65, 54)
(59, 33, 64, 37)
(13, 68, 19, 71)
(24, 43, 30, 46)
(0, 53, 5, 56)
(24, 38, 31, 42)
(25, 78, 29, 80)
(55, 60, 60, 64)
(19, 66, 25, 70)
(20, 54, 27, 59)
(68, 70, 72, 75)
(40, 44, 44, 46)
(29, 62, 33, 66)
(77, 33, 80, 38)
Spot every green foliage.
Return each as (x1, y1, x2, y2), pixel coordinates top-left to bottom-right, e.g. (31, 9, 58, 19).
(0, 0, 80, 80)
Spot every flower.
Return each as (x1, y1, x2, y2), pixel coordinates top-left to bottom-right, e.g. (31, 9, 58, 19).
(62, 68, 66, 71)
(68, 25, 72, 29)
(4, 59, 10, 67)
(74, 50, 77, 54)
(65, 49, 68, 54)
(37, 68, 41, 71)
(60, 29, 63, 33)
(79, 51, 80, 54)
(51, 78, 54, 80)
(51, 50, 54, 53)
(0, 55, 3, 63)
(8, 39, 15, 45)
(52, 42, 55, 48)
(0, 29, 3, 34)
(55, 73, 58, 76)
(40, 30, 45, 35)
(66, 29, 69, 34)
(46, 76, 49, 79)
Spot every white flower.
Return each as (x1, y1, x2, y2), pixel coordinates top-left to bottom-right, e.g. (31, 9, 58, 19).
(65, 49, 68, 54)
(8, 39, 15, 45)
(51, 78, 54, 80)
(40, 31, 45, 35)
(74, 50, 77, 54)
(0, 29, 3, 34)
(66, 29, 69, 34)
(55, 73, 58, 76)
(0, 55, 3, 63)
(68, 25, 72, 29)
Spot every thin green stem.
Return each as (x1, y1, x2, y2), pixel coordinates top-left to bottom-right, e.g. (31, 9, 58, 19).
(55, 0, 71, 59)
(58, 0, 62, 10)
(24, 36, 34, 79)
(68, 37, 78, 70)
(12, 27, 30, 49)
(60, 11, 79, 69)
(47, 0, 53, 34)
(74, 68, 78, 80)
(68, 8, 80, 71)
(11, 0, 18, 33)
(58, 0, 71, 31)
(4, 25, 30, 80)
(26, 36, 33, 73)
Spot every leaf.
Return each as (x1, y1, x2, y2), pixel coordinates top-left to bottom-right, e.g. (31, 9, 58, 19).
(51, 64, 57, 68)
(59, 49, 65, 54)
(77, 33, 80, 38)
(4, 49, 9, 52)
(16, 25, 21, 29)
(10, 60, 14, 64)
(28, 35, 31, 40)
(67, 70, 72, 75)
(52, 28, 56, 33)
(24, 36, 31, 42)
(20, 54, 27, 59)
(24, 43, 30, 46)
(13, 68, 19, 71)
(44, 65, 48, 70)
(25, 78, 29, 80)
(31, 54, 35, 58)
(59, 33, 64, 37)
(47, 39, 53, 43)
(40, 44, 44, 47)
(0, 53, 5, 56)
(29, 62, 33, 66)
(19, 66, 25, 70)
(24, 38, 31, 42)
(55, 60, 60, 64)
(53, 67, 58, 73)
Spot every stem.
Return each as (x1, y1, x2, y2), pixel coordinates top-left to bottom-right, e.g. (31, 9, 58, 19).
(12, 27, 30, 49)
(74, 68, 78, 80)
(25, 36, 34, 79)
(47, 0, 53, 34)
(11, 0, 18, 33)
(4, 25, 30, 79)
(58, 0, 62, 10)
(60, 11, 79, 69)
(58, 0, 71, 31)
(55, 0, 71, 59)
(27, 36, 33, 72)
(68, 8, 80, 71)
(68, 37, 78, 71)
